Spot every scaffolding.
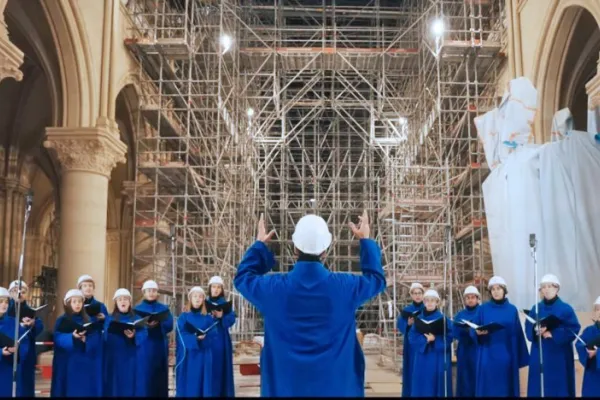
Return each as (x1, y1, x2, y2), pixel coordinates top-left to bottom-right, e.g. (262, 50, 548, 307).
(123, 0, 506, 382)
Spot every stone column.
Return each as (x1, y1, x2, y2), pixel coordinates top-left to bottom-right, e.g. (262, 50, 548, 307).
(585, 53, 600, 132)
(0, 0, 24, 82)
(44, 126, 127, 304)
(105, 229, 121, 303)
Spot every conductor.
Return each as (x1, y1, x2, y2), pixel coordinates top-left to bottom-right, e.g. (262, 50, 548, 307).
(234, 211, 386, 397)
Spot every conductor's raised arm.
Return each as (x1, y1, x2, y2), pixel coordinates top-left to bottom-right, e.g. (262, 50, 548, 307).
(233, 213, 277, 311)
(348, 210, 386, 307)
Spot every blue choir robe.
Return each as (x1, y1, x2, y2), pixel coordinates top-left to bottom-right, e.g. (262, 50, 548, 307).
(103, 313, 149, 397)
(0, 315, 29, 397)
(84, 297, 108, 395)
(525, 297, 580, 397)
(453, 305, 479, 397)
(234, 238, 386, 397)
(576, 322, 600, 397)
(134, 300, 174, 397)
(175, 310, 216, 397)
(471, 299, 529, 397)
(50, 313, 103, 397)
(397, 301, 424, 397)
(207, 296, 236, 397)
(408, 310, 453, 397)
(8, 299, 43, 397)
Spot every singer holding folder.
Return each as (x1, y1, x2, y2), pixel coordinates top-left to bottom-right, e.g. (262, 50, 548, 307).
(575, 296, 600, 397)
(103, 288, 148, 397)
(452, 285, 481, 397)
(525, 274, 580, 397)
(397, 282, 425, 397)
(471, 276, 529, 397)
(407, 289, 453, 397)
(0, 286, 28, 397)
(175, 286, 217, 397)
(50, 289, 103, 397)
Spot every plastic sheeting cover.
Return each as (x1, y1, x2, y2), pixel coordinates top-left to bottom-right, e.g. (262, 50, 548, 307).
(482, 146, 543, 310)
(538, 131, 600, 311)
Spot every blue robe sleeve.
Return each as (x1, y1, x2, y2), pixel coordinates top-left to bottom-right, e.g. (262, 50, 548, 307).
(221, 311, 236, 329)
(549, 305, 580, 346)
(514, 311, 530, 368)
(576, 327, 600, 369)
(177, 315, 200, 350)
(53, 317, 75, 352)
(161, 309, 174, 335)
(434, 319, 454, 352)
(452, 312, 470, 340)
(234, 241, 277, 309)
(135, 326, 148, 347)
(408, 324, 429, 354)
(397, 315, 406, 336)
(84, 330, 102, 354)
(348, 239, 386, 308)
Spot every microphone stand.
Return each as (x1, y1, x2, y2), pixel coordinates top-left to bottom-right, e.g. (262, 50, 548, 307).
(530, 233, 544, 397)
(170, 224, 176, 311)
(442, 225, 451, 398)
(12, 191, 33, 398)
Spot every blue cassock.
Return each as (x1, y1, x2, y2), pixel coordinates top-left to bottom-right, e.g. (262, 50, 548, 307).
(576, 322, 600, 397)
(84, 296, 108, 394)
(175, 310, 216, 397)
(471, 298, 529, 397)
(397, 301, 424, 397)
(207, 296, 236, 397)
(525, 297, 580, 397)
(103, 312, 148, 397)
(50, 313, 103, 397)
(0, 314, 28, 397)
(134, 300, 174, 398)
(234, 238, 386, 397)
(8, 299, 43, 397)
(452, 305, 479, 397)
(408, 310, 453, 397)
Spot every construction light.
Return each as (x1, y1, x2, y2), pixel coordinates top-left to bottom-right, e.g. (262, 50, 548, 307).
(398, 117, 408, 126)
(431, 19, 445, 37)
(220, 34, 233, 53)
(247, 108, 255, 117)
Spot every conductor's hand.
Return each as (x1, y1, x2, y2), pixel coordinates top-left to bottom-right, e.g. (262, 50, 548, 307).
(257, 213, 276, 243)
(349, 210, 370, 239)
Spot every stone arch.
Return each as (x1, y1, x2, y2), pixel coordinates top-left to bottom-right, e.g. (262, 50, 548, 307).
(40, 0, 96, 128)
(532, 1, 600, 141)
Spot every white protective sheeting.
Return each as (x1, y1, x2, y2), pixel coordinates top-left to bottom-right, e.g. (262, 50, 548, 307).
(538, 131, 600, 311)
(551, 108, 573, 142)
(482, 146, 544, 310)
(589, 106, 599, 133)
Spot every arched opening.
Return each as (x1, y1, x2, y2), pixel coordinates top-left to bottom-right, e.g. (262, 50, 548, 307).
(558, 8, 600, 131)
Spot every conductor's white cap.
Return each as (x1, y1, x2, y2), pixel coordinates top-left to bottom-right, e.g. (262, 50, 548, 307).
(594, 296, 600, 306)
(539, 274, 560, 288)
(409, 283, 424, 294)
(488, 276, 507, 288)
(77, 275, 94, 287)
(463, 285, 481, 297)
(208, 276, 224, 286)
(0, 287, 9, 298)
(9, 280, 27, 291)
(113, 288, 132, 300)
(188, 286, 205, 298)
(292, 214, 332, 255)
(424, 289, 440, 300)
(64, 289, 84, 305)
(142, 280, 158, 291)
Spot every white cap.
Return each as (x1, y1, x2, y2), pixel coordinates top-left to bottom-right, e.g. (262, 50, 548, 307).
(464, 285, 481, 297)
(9, 280, 27, 291)
(409, 283, 424, 294)
(208, 276, 224, 286)
(488, 276, 507, 288)
(424, 289, 440, 300)
(539, 274, 560, 288)
(113, 288, 132, 300)
(77, 275, 94, 287)
(594, 296, 600, 306)
(188, 286, 205, 298)
(142, 280, 158, 291)
(0, 287, 9, 298)
(292, 214, 333, 256)
(64, 289, 84, 305)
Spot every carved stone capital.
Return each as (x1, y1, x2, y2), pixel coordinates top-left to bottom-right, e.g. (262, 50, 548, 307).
(0, 33, 24, 82)
(106, 230, 121, 243)
(44, 126, 128, 177)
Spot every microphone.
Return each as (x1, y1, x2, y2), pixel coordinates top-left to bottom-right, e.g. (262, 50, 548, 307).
(170, 224, 176, 240)
(529, 233, 536, 248)
(25, 190, 33, 208)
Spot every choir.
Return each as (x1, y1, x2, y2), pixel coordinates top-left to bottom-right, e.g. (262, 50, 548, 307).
(0, 274, 235, 397)
(0, 269, 597, 396)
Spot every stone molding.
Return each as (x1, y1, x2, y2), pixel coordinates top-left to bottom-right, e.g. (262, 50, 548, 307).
(44, 126, 128, 177)
(0, 32, 24, 82)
